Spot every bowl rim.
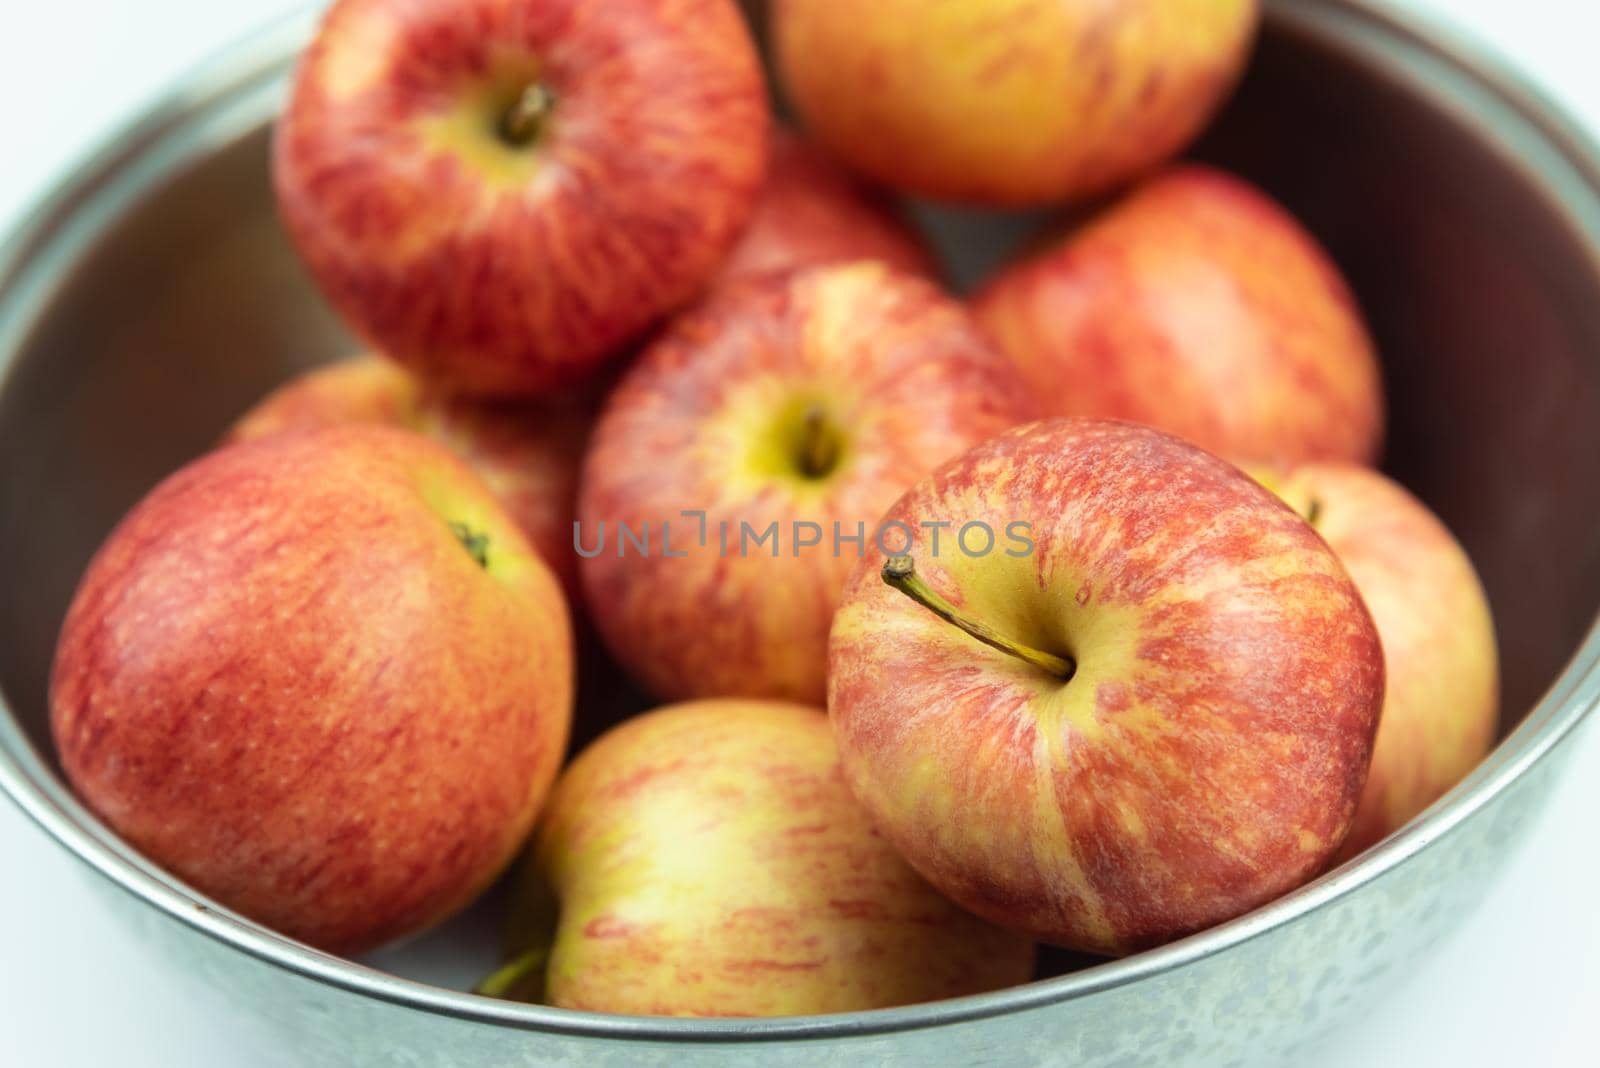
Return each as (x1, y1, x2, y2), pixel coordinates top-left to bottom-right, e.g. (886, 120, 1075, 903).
(2, 0, 1600, 1043)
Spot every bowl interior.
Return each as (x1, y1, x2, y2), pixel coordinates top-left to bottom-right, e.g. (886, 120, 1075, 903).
(2, 0, 1599, 993)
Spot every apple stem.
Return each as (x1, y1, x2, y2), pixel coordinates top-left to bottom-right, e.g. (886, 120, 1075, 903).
(474, 945, 549, 1001)
(500, 84, 555, 146)
(449, 521, 491, 568)
(799, 404, 841, 479)
(1305, 497, 1324, 527)
(881, 555, 1075, 680)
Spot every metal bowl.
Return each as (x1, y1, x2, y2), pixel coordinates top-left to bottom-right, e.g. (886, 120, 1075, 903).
(3, 1, 1598, 1064)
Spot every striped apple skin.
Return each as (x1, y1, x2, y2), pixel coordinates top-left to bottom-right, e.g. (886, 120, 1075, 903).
(972, 166, 1384, 465)
(579, 261, 1036, 705)
(828, 419, 1384, 955)
(51, 427, 574, 953)
(274, 0, 769, 396)
(531, 700, 1035, 1015)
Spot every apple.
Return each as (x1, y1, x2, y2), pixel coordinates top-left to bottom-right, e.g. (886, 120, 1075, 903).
(228, 355, 417, 434)
(972, 165, 1385, 464)
(50, 426, 574, 954)
(228, 354, 592, 601)
(274, 0, 769, 396)
(478, 699, 1035, 1014)
(773, 0, 1259, 206)
(1247, 462, 1499, 860)
(578, 260, 1036, 704)
(827, 419, 1384, 955)
(714, 130, 940, 288)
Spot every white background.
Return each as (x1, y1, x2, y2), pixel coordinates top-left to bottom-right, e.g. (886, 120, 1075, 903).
(1, 1, 1597, 1065)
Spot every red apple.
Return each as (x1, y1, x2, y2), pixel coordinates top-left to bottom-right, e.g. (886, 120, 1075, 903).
(50, 426, 574, 954)
(972, 165, 1384, 464)
(773, 0, 1259, 205)
(228, 354, 592, 601)
(828, 419, 1384, 955)
(479, 699, 1034, 1014)
(714, 131, 940, 288)
(578, 260, 1036, 704)
(1249, 462, 1499, 860)
(274, 0, 769, 396)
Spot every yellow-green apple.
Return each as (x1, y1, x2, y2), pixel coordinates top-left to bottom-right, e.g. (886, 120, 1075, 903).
(50, 426, 574, 954)
(1248, 462, 1499, 861)
(228, 354, 592, 600)
(478, 699, 1035, 1014)
(714, 130, 940, 288)
(578, 260, 1036, 704)
(972, 165, 1385, 464)
(827, 419, 1385, 955)
(773, 0, 1259, 206)
(274, 0, 769, 396)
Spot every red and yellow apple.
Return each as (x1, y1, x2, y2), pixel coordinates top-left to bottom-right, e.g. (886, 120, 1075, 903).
(274, 0, 769, 396)
(972, 165, 1385, 464)
(773, 0, 1259, 205)
(1249, 462, 1499, 860)
(480, 700, 1034, 1014)
(714, 130, 940, 288)
(228, 355, 592, 600)
(578, 260, 1036, 704)
(828, 419, 1385, 955)
(50, 426, 574, 954)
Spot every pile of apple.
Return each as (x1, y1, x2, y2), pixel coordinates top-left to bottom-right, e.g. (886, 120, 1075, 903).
(47, 0, 1500, 1018)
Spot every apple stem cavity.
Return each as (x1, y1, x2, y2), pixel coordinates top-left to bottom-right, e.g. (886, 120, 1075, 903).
(881, 555, 1076, 680)
(499, 83, 556, 147)
(449, 521, 491, 569)
(798, 403, 842, 479)
(474, 945, 549, 1001)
